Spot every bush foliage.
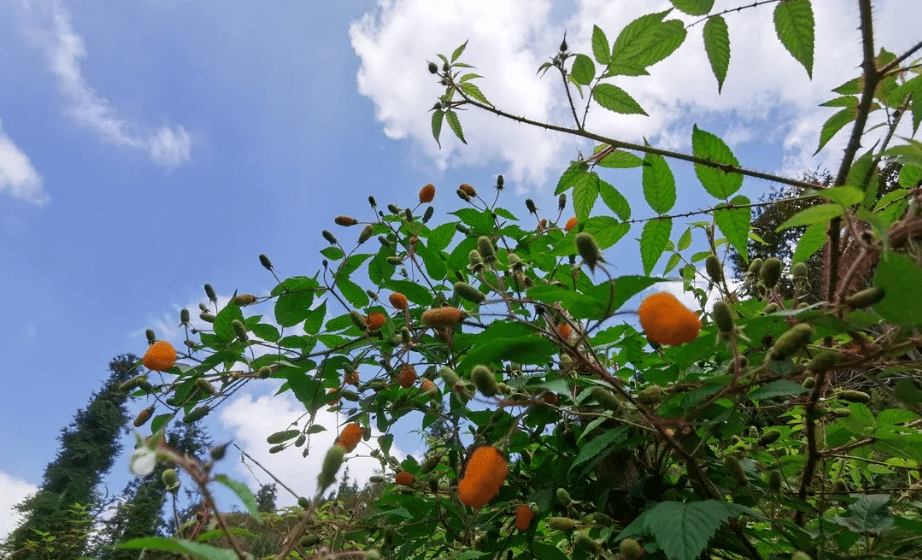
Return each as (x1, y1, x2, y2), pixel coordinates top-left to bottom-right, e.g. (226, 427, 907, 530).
(120, 2, 922, 559)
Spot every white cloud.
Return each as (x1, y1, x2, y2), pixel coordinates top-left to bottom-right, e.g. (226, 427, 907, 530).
(352, 0, 912, 190)
(0, 471, 38, 541)
(19, 0, 191, 166)
(218, 391, 408, 507)
(0, 120, 48, 205)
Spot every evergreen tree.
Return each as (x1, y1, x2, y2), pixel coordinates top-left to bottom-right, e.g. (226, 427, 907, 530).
(3, 355, 139, 560)
(254, 483, 277, 513)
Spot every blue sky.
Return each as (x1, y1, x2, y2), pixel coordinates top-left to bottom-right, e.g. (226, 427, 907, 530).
(0, 0, 915, 539)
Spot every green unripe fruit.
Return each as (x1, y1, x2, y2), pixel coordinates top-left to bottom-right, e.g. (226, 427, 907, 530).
(162, 468, 178, 487)
(590, 512, 613, 525)
(297, 497, 310, 509)
(471, 365, 498, 397)
(267, 430, 300, 444)
(468, 249, 484, 271)
(638, 385, 664, 406)
(350, 310, 368, 331)
(183, 406, 209, 424)
(763, 303, 780, 314)
(574, 533, 602, 554)
(322, 230, 338, 245)
(548, 517, 576, 531)
(259, 254, 273, 270)
(359, 224, 374, 244)
(204, 283, 217, 302)
(404, 208, 413, 222)
(724, 455, 748, 485)
(364, 551, 382, 560)
(591, 386, 621, 414)
(525, 198, 537, 214)
(180, 309, 190, 324)
(829, 408, 852, 418)
(210, 443, 228, 461)
(802, 376, 816, 389)
(454, 282, 486, 303)
(145, 329, 156, 343)
(556, 488, 572, 507)
(420, 454, 441, 474)
(195, 378, 217, 396)
(768, 470, 782, 491)
(440, 366, 459, 386)
(760, 257, 782, 289)
(232, 294, 257, 306)
(705, 254, 723, 283)
(199, 312, 216, 323)
(769, 323, 814, 360)
(269, 444, 285, 454)
(369, 475, 384, 483)
(422, 206, 434, 223)
(791, 262, 808, 278)
(456, 223, 471, 235)
(575, 232, 602, 270)
(712, 301, 735, 333)
(757, 429, 781, 446)
(386, 256, 403, 265)
(835, 389, 871, 403)
(747, 258, 763, 277)
(477, 237, 495, 261)
(231, 319, 247, 341)
(119, 375, 146, 392)
(807, 351, 840, 373)
(378, 235, 392, 248)
(620, 538, 642, 558)
(791, 552, 812, 560)
(299, 535, 320, 547)
(845, 287, 885, 308)
(258, 366, 272, 379)
(318, 444, 346, 490)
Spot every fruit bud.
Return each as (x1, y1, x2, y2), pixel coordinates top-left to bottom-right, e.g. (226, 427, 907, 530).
(712, 301, 735, 334)
(404, 208, 414, 223)
(456, 188, 470, 201)
(231, 319, 248, 342)
(350, 310, 368, 331)
(145, 329, 156, 343)
(423, 206, 434, 223)
(638, 385, 664, 406)
(791, 262, 808, 278)
(456, 223, 471, 235)
(267, 430, 300, 444)
(760, 257, 782, 289)
(317, 444, 346, 490)
(471, 365, 498, 397)
(454, 282, 486, 303)
(183, 406, 209, 424)
(769, 323, 814, 360)
(378, 235, 392, 248)
(162, 468, 178, 487)
(575, 232, 602, 271)
(835, 389, 871, 403)
(233, 294, 257, 306)
(591, 386, 621, 414)
(828, 408, 852, 418)
(725, 455, 748, 485)
(574, 533, 602, 554)
(428, 61, 438, 74)
(620, 538, 642, 558)
(440, 366, 460, 386)
(747, 258, 763, 277)
(258, 366, 272, 379)
(322, 230, 338, 245)
(768, 470, 783, 491)
(548, 517, 576, 531)
(133, 406, 155, 427)
(386, 256, 403, 265)
(200, 312, 216, 323)
(356, 224, 374, 244)
(477, 237, 495, 261)
(558, 193, 566, 210)
(179, 309, 190, 325)
(259, 254, 273, 271)
(757, 429, 781, 446)
(845, 287, 885, 309)
(556, 488, 572, 507)
(204, 284, 217, 302)
(807, 352, 839, 373)
(525, 198, 537, 214)
(210, 443, 229, 461)
(195, 378, 217, 396)
(420, 454, 441, 474)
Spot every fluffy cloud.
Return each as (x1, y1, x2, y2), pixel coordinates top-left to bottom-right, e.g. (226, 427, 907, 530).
(19, 0, 191, 166)
(0, 120, 47, 205)
(351, 0, 911, 189)
(0, 471, 38, 541)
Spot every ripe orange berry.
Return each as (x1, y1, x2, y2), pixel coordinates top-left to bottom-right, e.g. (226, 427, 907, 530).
(420, 378, 436, 392)
(337, 423, 363, 453)
(515, 504, 535, 532)
(419, 184, 436, 204)
(421, 307, 465, 327)
(143, 340, 177, 372)
(389, 292, 408, 310)
(344, 371, 359, 386)
(395, 471, 415, 486)
(637, 292, 701, 346)
(458, 446, 508, 508)
(334, 215, 358, 226)
(366, 312, 387, 331)
(459, 183, 477, 197)
(565, 217, 578, 232)
(398, 364, 417, 388)
(557, 323, 571, 340)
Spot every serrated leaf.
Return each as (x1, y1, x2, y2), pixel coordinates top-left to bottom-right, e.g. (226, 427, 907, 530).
(749, 380, 809, 400)
(609, 11, 667, 76)
(664, 252, 682, 273)
(598, 178, 631, 220)
(641, 218, 672, 275)
(571, 54, 595, 85)
(116, 537, 238, 560)
(450, 40, 468, 62)
(431, 110, 444, 148)
(678, 227, 692, 251)
(593, 83, 647, 115)
(597, 149, 643, 168)
(252, 323, 280, 343)
(642, 152, 676, 214)
(445, 110, 466, 144)
(555, 161, 590, 195)
(460, 82, 491, 106)
(671, 0, 714, 16)
(776, 203, 843, 231)
(584, 216, 629, 249)
(213, 303, 245, 344)
(592, 25, 611, 65)
(214, 475, 262, 522)
(573, 173, 599, 222)
(834, 77, 862, 95)
(713, 195, 751, 261)
(692, 125, 743, 198)
(874, 252, 922, 326)
(818, 185, 864, 206)
(703, 15, 730, 92)
(774, 0, 815, 78)
(303, 300, 326, 335)
(273, 277, 319, 328)
(643, 501, 747, 560)
(638, 19, 686, 69)
(820, 95, 858, 108)
(791, 221, 827, 264)
(337, 278, 368, 308)
(815, 107, 856, 155)
(569, 427, 630, 477)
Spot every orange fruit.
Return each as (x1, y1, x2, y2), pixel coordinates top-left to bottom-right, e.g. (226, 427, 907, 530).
(421, 307, 465, 327)
(366, 312, 387, 331)
(398, 364, 417, 388)
(638, 292, 701, 345)
(557, 323, 571, 340)
(419, 184, 436, 204)
(458, 446, 508, 508)
(344, 371, 359, 386)
(565, 217, 578, 232)
(337, 423, 363, 453)
(389, 292, 408, 310)
(143, 340, 177, 372)
(515, 504, 534, 531)
(459, 183, 477, 197)
(395, 471, 415, 486)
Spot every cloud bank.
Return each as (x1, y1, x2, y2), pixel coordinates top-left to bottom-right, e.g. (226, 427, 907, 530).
(0, 120, 47, 205)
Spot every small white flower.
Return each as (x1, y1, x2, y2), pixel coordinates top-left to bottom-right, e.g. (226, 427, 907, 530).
(130, 446, 157, 476)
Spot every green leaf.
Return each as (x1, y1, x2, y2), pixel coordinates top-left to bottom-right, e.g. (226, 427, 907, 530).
(678, 227, 692, 251)
(820, 95, 859, 108)
(457, 335, 557, 371)
(431, 110, 444, 148)
(671, 0, 714, 16)
(303, 300, 326, 335)
(555, 161, 590, 195)
(571, 54, 595, 85)
(832, 494, 894, 533)
(446, 110, 466, 144)
(637, 19, 686, 69)
(776, 203, 842, 231)
(591, 25, 611, 65)
(819, 185, 864, 206)
(664, 252, 682, 273)
(815, 107, 856, 155)
(213, 303, 245, 344)
(414, 240, 448, 280)
(584, 217, 630, 249)
(337, 278, 368, 308)
(773, 0, 815, 78)
(252, 323, 280, 343)
(609, 11, 673, 76)
(116, 537, 238, 560)
(460, 82, 492, 106)
(569, 427, 630, 477)
(791, 221, 827, 264)
(273, 277, 320, 328)
(713, 195, 751, 262)
(529, 543, 569, 560)
(642, 152, 676, 214)
(450, 40, 468, 62)
(692, 125, 742, 198)
(597, 149, 643, 168)
(644, 501, 748, 560)
(598, 178, 631, 220)
(874, 252, 922, 326)
(749, 380, 809, 400)
(593, 83, 647, 115)
(213, 475, 261, 522)
(151, 414, 171, 435)
(573, 173, 599, 222)
(702, 15, 730, 92)
(641, 218, 672, 275)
